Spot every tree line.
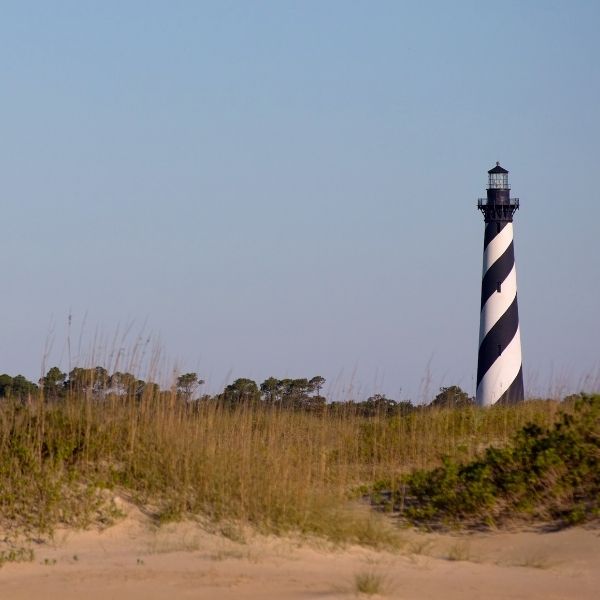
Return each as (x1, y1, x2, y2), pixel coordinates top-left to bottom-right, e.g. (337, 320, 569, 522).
(0, 367, 474, 412)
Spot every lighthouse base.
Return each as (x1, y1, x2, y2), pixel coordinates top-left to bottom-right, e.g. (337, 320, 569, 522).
(495, 366, 524, 405)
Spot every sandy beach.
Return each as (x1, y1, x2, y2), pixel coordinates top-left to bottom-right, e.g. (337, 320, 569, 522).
(1, 500, 598, 600)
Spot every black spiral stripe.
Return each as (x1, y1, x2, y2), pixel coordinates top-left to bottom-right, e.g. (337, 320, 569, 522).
(477, 296, 520, 385)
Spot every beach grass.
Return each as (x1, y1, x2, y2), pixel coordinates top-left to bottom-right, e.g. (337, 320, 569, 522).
(0, 393, 575, 543)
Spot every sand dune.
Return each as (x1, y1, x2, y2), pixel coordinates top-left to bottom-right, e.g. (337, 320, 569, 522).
(1, 501, 599, 599)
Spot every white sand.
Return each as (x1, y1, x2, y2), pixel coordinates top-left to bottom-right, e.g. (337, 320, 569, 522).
(1, 501, 598, 599)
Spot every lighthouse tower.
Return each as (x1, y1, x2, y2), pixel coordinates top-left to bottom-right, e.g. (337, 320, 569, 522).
(476, 163, 524, 406)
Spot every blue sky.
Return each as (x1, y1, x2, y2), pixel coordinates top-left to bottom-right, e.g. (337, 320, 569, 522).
(1, 1, 599, 400)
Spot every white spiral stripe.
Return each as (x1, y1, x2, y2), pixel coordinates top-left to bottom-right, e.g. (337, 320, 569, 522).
(476, 326, 522, 407)
(478, 264, 518, 343)
(482, 223, 513, 276)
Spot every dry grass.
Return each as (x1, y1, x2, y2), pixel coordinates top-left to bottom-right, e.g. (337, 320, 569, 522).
(0, 394, 565, 544)
(446, 542, 472, 562)
(507, 553, 553, 570)
(354, 570, 387, 595)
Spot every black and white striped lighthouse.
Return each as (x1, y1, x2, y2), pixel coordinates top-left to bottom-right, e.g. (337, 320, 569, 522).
(476, 163, 524, 406)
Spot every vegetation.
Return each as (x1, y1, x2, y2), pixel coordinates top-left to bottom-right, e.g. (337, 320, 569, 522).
(354, 571, 386, 595)
(0, 367, 595, 545)
(429, 386, 474, 409)
(0, 367, 416, 415)
(370, 394, 600, 528)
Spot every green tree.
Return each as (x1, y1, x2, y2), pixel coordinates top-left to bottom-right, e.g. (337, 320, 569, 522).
(221, 378, 260, 405)
(68, 366, 110, 398)
(260, 377, 279, 405)
(41, 367, 67, 400)
(279, 378, 310, 408)
(177, 372, 204, 401)
(430, 385, 473, 408)
(110, 371, 144, 398)
(361, 394, 398, 417)
(259, 376, 327, 410)
(309, 375, 326, 396)
(0, 374, 13, 398)
(301, 394, 326, 414)
(396, 400, 416, 416)
(9, 375, 38, 401)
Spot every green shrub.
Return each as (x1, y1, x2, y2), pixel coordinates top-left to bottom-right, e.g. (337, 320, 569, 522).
(378, 395, 600, 527)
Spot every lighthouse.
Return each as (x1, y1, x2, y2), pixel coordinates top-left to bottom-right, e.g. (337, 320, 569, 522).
(476, 163, 524, 406)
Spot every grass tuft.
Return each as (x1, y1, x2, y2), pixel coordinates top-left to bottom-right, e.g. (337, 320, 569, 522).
(0, 547, 34, 568)
(446, 542, 471, 562)
(354, 571, 386, 595)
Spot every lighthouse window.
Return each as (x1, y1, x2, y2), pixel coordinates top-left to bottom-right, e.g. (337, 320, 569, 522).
(496, 282, 501, 293)
(497, 222, 501, 233)
(497, 344, 502, 356)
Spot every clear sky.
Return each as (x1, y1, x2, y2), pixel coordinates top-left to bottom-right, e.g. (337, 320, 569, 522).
(1, 1, 599, 401)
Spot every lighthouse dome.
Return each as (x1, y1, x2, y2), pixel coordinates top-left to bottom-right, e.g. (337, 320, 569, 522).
(488, 162, 509, 175)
